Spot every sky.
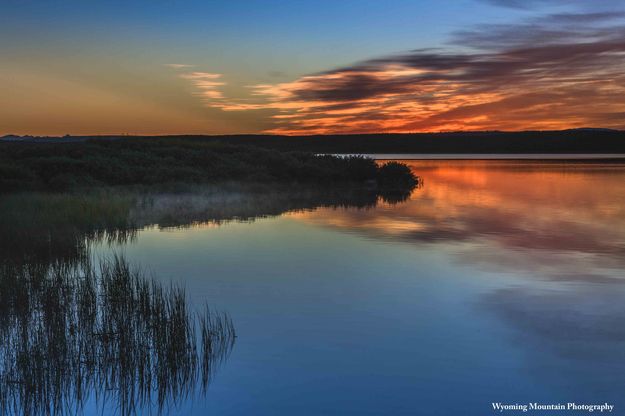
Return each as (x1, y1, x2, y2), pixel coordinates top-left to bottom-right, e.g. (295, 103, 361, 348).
(2, 0, 625, 135)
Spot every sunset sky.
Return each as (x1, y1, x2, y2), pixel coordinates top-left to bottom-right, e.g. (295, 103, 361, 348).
(2, 0, 625, 135)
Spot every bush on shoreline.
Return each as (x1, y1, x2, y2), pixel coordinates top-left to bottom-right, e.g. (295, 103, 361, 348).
(0, 138, 418, 193)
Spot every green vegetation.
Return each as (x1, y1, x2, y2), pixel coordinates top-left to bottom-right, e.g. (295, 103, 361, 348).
(0, 191, 136, 266)
(0, 138, 418, 193)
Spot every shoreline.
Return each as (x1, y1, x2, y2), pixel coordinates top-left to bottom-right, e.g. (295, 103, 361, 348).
(362, 153, 625, 160)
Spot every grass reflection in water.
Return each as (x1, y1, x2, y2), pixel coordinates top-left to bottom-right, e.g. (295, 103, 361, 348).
(0, 256, 235, 415)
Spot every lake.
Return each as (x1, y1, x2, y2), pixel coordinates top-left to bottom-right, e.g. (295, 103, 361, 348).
(2, 159, 625, 415)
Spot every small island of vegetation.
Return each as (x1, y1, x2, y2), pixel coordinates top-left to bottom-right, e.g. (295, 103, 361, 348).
(0, 137, 418, 194)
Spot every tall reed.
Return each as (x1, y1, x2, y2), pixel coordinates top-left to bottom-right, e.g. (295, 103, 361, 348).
(0, 255, 235, 416)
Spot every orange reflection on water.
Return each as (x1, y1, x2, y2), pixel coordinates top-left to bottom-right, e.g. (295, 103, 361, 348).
(288, 160, 625, 280)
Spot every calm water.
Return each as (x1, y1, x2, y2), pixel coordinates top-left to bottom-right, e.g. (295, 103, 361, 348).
(4, 160, 625, 415)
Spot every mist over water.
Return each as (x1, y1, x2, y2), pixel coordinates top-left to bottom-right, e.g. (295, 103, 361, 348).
(2, 161, 625, 414)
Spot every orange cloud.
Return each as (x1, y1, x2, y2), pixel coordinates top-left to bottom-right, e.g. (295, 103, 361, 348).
(180, 12, 625, 134)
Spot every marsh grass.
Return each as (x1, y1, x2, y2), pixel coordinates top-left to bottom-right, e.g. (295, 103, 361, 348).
(0, 191, 137, 266)
(0, 255, 235, 416)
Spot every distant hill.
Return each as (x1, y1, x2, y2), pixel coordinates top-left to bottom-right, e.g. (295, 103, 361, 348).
(3, 129, 625, 154)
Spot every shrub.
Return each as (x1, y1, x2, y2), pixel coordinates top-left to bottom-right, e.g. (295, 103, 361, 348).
(376, 161, 418, 188)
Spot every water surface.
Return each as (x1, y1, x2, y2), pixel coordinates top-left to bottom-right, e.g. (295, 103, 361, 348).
(4, 160, 625, 415)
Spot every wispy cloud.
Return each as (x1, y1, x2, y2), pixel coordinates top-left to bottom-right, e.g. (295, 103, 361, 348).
(179, 72, 225, 100)
(164, 63, 195, 69)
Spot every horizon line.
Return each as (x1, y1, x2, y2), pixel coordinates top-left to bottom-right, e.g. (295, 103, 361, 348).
(3, 127, 623, 139)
